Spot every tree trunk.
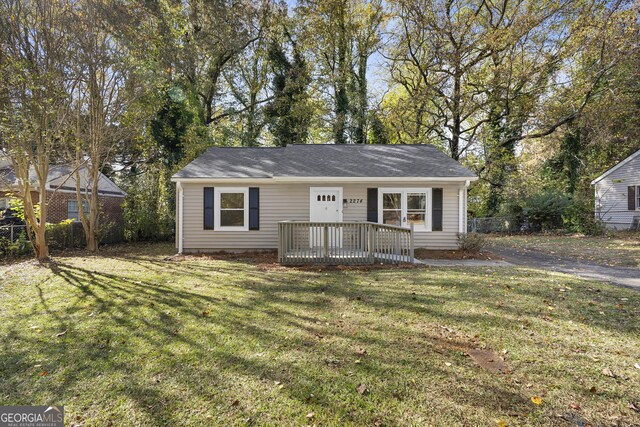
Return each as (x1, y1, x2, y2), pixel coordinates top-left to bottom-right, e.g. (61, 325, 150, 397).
(334, 6, 349, 144)
(354, 54, 368, 144)
(451, 69, 461, 160)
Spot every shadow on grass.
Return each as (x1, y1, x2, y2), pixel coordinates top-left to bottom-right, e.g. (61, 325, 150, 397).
(0, 245, 638, 425)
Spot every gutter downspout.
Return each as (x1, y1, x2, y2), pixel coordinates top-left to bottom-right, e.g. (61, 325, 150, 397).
(177, 182, 184, 254)
(459, 180, 470, 234)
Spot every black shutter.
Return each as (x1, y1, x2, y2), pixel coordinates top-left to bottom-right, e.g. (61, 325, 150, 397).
(629, 186, 637, 211)
(367, 188, 378, 222)
(432, 188, 443, 231)
(249, 187, 260, 230)
(204, 187, 214, 229)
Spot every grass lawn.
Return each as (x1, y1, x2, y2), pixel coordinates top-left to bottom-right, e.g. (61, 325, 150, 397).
(488, 232, 640, 268)
(1, 244, 639, 426)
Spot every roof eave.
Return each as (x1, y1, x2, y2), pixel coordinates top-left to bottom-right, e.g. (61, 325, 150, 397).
(171, 176, 478, 183)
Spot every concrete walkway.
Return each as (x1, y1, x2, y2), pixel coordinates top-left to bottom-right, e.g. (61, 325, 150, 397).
(489, 245, 640, 291)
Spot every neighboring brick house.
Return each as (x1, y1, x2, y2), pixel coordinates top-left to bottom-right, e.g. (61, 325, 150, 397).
(0, 158, 126, 227)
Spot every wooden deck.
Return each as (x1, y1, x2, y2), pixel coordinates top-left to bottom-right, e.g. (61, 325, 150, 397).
(278, 221, 414, 265)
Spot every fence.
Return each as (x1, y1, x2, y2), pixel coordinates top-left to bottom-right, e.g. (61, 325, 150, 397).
(468, 217, 640, 233)
(0, 221, 125, 256)
(0, 224, 28, 243)
(467, 217, 521, 233)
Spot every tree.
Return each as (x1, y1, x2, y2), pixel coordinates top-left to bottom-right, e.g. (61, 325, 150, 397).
(385, 0, 634, 161)
(0, 0, 73, 261)
(349, 0, 385, 144)
(67, 0, 142, 252)
(264, 26, 313, 146)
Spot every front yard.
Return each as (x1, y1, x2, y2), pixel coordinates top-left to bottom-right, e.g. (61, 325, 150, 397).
(488, 232, 640, 268)
(1, 244, 639, 426)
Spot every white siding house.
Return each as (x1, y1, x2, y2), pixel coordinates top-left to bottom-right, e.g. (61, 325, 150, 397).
(592, 149, 640, 229)
(172, 144, 477, 257)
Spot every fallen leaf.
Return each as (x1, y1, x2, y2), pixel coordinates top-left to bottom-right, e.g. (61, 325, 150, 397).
(634, 363, 640, 370)
(306, 412, 315, 419)
(589, 386, 597, 393)
(531, 396, 542, 405)
(628, 402, 639, 413)
(202, 311, 210, 317)
(569, 403, 581, 410)
(602, 368, 615, 378)
(356, 383, 367, 395)
(39, 371, 48, 377)
(355, 348, 367, 356)
(55, 330, 67, 337)
(496, 420, 508, 427)
(230, 399, 239, 407)
(444, 362, 452, 367)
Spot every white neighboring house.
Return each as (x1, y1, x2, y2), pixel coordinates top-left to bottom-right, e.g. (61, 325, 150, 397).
(591, 149, 640, 230)
(172, 144, 478, 259)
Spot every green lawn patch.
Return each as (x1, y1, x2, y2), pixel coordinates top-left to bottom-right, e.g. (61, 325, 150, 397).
(1, 243, 639, 426)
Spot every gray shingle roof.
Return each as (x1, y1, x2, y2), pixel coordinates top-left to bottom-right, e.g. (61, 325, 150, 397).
(173, 144, 476, 179)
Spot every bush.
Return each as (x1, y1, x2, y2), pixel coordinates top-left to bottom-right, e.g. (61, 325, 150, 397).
(46, 219, 82, 250)
(497, 189, 571, 233)
(457, 232, 488, 253)
(562, 194, 605, 235)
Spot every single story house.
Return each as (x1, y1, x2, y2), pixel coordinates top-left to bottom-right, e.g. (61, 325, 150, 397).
(592, 149, 640, 230)
(172, 144, 477, 257)
(0, 158, 126, 225)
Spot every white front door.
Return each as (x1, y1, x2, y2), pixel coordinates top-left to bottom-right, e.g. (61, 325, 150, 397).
(310, 188, 342, 222)
(310, 187, 343, 248)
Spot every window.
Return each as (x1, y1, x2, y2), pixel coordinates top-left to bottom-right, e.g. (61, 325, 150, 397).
(0, 198, 8, 211)
(637, 185, 640, 210)
(382, 193, 402, 226)
(407, 193, 427, 227)
(215, 188, 249, 231)
(379, 188, 431, 231)
(68, 200, 89, 221)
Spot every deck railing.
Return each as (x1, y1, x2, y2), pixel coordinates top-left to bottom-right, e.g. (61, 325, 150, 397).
(278, 221, 414, 265)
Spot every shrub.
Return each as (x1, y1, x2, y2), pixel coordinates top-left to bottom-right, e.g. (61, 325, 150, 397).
(562, 194, 605, 235)
(457, 232, 488, 253)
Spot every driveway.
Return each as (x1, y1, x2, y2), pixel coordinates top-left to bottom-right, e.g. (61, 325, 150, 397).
(489, 244, 640, 291)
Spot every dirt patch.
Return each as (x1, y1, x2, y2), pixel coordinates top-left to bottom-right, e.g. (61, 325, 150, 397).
(169, 250, 426, 272)
(414, 248, 498, 261)
(424, 325, 512, 374)
(468, 349, 511, 374)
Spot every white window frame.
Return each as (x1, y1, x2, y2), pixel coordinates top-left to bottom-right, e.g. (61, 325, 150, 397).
(214, 187, 249, 231)
(378, 188, 431, 231)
